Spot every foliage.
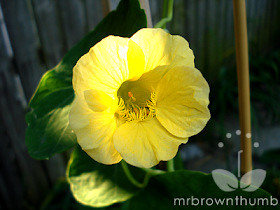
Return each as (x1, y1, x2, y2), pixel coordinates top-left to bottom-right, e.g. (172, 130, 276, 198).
(42, 168, 279, 209)
(40, 179, 123, 210)
(202, 49, 280, 153)
(249, 50, 280, 123)
(67, 146, 145, 207)
(210, 49, 280, 126)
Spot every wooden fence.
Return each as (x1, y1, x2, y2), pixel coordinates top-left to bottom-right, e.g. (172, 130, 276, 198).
(0, 0, 279, 209)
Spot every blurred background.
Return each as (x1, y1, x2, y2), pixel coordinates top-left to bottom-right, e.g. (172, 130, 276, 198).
(0, 0, 280, 209)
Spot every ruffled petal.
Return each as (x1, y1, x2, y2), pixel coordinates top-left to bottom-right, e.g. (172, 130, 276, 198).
(69, 89, 122, 164)
(131, 28, 194, 73)
(155, 66, 210, 138)
(113, 118, 188, 168)
(73, 36, 129, 98)
(127, 39, 145, 81)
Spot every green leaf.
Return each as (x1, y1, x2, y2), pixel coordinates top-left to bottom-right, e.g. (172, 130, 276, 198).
(25, 87, 76, 159)
(40, 179, 125, 210)
(174, 151, 185, 170)
(67, 146, 145, 208)
(128, 170, 279, 209)
(25, 0, 147, 159)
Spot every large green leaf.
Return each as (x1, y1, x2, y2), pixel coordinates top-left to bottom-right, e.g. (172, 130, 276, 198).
(40, 179, 128, 210)
(128, 170, 279, 209)
(67, 146, 145, 207)
(25, 0, 147, 159)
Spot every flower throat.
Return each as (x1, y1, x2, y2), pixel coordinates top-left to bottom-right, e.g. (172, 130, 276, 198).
(117, 90, 156, 122)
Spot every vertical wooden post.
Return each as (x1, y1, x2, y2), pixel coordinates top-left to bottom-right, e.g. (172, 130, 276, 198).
(139, 0, 153, 28)
(101, 0, 110, 17)
(102, 0, 152, 28)
(232, 0, 252, 181)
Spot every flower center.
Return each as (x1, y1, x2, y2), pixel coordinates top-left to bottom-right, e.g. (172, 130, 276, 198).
(116, 91, 156, 122)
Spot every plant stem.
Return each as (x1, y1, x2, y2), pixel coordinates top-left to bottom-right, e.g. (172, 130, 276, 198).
(121, 160, 143, 188)
(161, 0, 168, 29)
(167, 158, 175, 172)
(154, 0, 174, 28)
(121, 160, 165, 188)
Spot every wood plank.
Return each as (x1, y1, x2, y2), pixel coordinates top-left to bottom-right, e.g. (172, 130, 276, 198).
(0, 28, 50, 207)
(195, 0, 206, 73)
(218, 0, 227, 65)
(202, 0, 211, 80)
(170, 0, 185, 35)
(0, 26, 23, 210)
(256, 0, 265, 54)
(58, 0, 87, 50)
(0, 123, 24, 210)
(101, 0, 110, 17)
(110, 0, 120, 11)
(184, 0, 196, 50)
(31, 0, 65, 69)
(139, 0, 152, 28)
(263, 0, 273, 54)
(225, 0, 235, 68)
(84, 0, 103, 32)
(0, 0, 45, 101)
(149, 0, 163, 27)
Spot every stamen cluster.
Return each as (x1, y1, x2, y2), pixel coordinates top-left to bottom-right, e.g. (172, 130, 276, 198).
(117, 91, 156, 122)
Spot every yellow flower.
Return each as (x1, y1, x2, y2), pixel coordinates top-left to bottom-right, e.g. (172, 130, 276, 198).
(69, 28, 210, 168)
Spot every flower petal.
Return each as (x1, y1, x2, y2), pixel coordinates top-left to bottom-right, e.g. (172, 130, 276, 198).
(131, 28, 194, 73)
(155, 66, 210, 138)
(127, 39, 145, 81)
(73, 36, 129, 98)
(113, 118, 188, 168)
(69, 89, 122, 164)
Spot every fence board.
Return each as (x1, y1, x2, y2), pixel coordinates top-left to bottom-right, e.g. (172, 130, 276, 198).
(84, 0, 104, 32)
(0, 29, 23, 210)
(0, 32, 50, 209)
(149, 0, 162, 27)
(58, 0, 87, 50)
(184, 0, 196, 50)
(0, 0, 45, 101)
(170, 0, 185, 36)
(218, 0, 227, 67)
(31, 0, 65, 69)
(0, 125, 23, 210)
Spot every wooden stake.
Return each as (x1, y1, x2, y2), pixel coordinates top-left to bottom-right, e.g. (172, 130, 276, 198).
(232, 0, 252, 181)
(101, 0, 110, 17)
(139, 0, 153, 28)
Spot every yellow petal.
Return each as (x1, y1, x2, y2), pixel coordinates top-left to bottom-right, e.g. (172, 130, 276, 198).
(155, 66, 210, 138)
(131, 28, 194, 73)
(127, 39, 145, 81)
(69, 89, 122, 164)
(113, 118, 188, 168)
(73, 36, 129, 98)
